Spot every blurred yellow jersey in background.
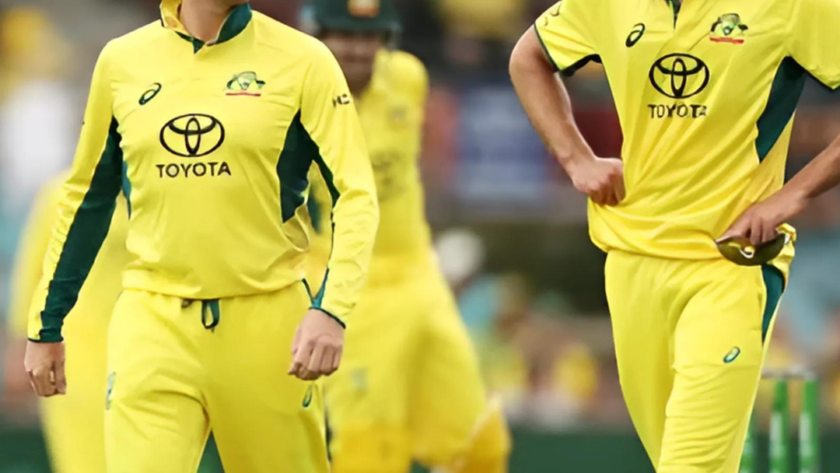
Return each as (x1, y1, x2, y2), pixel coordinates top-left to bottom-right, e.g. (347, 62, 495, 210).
(308, 48, 510, 473)
(309, 49, 431, 283)
(11, 174, 129, 473)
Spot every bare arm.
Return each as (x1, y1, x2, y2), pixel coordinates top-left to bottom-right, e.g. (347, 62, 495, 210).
(510, 27, 594, 172)
(785, 136, 840, 203)
(509, 27, 624, 206)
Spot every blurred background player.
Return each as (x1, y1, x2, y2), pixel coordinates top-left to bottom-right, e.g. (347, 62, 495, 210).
(5, 174, 129, 473)
(302, 1, 511, 472)
(22, 1, 378, 473)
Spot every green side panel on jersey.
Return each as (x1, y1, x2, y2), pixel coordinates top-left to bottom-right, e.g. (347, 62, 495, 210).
(307, 189, 324, 234)
(761, 264, 784, 343)
(277, 111, 318, 223)
(755, 57, 806, 162)
(39, 117, 124, 342)
(296, 111, 343, 327)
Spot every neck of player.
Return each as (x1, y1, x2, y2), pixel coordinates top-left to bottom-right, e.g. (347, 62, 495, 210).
(179, 0, 239, 43)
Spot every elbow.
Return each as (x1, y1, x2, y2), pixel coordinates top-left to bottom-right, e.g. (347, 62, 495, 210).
(509, 28, 550, 87)
(509, 36, 528, 83)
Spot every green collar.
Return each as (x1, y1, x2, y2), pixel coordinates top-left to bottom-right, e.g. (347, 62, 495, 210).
(160, 1, 252, 49)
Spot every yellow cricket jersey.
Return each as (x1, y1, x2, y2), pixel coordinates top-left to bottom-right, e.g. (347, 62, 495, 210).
(310, 50, 433, 284)
(536, 0, 840, 262)
(29, 1, 378, 342)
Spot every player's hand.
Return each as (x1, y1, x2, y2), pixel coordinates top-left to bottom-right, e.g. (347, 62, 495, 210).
(288, 309, 344, 381)
(24, 341, 67, 397)
(719, 190, 809, 246)
(567, 157, 625, 206)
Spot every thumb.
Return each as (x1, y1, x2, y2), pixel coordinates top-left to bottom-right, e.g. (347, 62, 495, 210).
(717, 218, 748, 243)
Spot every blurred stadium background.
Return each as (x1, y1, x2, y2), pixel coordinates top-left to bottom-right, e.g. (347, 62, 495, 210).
(2, 0, 840, 472)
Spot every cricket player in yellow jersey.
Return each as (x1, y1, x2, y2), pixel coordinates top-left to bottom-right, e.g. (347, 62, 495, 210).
(302, 1, 511, 472)
(9, 175, 129, 473)
(23, 1, 379, 472)
(511, 0, 840, 471)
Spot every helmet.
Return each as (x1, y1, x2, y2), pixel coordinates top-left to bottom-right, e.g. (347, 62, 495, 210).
(301, 0, 401, 36)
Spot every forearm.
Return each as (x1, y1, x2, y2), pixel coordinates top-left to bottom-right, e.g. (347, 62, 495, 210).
(783, 136, 840, 202)
(510, 27, 595, 171)
(315, 188, 378, 324)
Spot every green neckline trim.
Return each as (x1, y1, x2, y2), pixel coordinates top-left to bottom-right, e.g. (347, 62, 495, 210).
(216, 3, 252, 44)
(174, 3, 252, 50)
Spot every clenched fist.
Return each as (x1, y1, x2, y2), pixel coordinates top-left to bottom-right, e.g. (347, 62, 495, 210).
(24, 341, 67, 397)
(568, 157, 625, 206)
(288, 309, 345, 381)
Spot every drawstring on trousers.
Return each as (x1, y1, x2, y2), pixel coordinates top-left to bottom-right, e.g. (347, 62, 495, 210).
(200, 300, 221, 331)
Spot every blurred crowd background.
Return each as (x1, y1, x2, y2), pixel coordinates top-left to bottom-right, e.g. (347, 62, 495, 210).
(2, 0, 840, 471)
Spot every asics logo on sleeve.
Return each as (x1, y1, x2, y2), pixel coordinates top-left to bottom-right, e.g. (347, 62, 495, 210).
(626, 23, 646, 47)
(139, 83, 162, 105)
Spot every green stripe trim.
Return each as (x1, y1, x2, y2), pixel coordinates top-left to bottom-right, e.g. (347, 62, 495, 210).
(302, 279, 314, 301)
(533, 26, 560, 73)
(755, 57, 806, 162)
(312, 268, 329, 308)
(561, 54, 601, 77)
(760, 264, 785, 343)
(277, 111, 317, 223)
(122, 159, 132, 217)
(310, 269, 345, 328)
(40, 117, 124, 342)
(317, 308, 346, 329)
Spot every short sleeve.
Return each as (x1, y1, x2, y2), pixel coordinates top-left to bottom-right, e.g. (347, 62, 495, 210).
(789, 0, 840, 89)
(534, 0, 600, 75)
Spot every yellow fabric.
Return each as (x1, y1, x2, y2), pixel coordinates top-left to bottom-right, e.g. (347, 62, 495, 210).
(315, 50, 501, 471)
(531, 0, 840, 261)
(328, 426, 412, 473)
(447, 398, 511, 473)
(309, 49, 430, 286)
(105, 285, 328, 473)
(605, 251, 783, 472)
(10, 175, 129, 473)
(790, 0, 840, 89)
(29, 4, 378, 342)
(324, 268, 490, 470)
